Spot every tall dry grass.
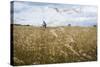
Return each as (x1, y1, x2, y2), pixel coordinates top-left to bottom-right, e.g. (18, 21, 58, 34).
(12, 25, 97, 65)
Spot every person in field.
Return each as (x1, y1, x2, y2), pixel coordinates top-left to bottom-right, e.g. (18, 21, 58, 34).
(42, 20, 47, 28)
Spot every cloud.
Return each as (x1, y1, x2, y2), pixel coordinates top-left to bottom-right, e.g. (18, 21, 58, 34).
(12, 1, 97, 27)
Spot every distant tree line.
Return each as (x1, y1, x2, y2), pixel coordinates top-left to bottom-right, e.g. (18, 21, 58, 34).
(11, 24, 30, 26)
(67, 24, 97, 27)
(93, 25, 97, 27)
(68, 24, 71, 27)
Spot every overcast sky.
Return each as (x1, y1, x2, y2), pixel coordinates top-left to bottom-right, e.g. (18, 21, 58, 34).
(11, 1, 97, 27)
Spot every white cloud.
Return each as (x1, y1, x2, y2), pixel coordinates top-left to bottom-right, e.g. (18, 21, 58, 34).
(82, 6, 97, 13)
(13, 1, 97, 27)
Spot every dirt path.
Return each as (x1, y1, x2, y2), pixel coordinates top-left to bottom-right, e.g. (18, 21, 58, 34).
(50, 29, 58, 37)
(64, 44, 80, 56)
(50, 28, 80, 57)
(59, 27, 65, 33)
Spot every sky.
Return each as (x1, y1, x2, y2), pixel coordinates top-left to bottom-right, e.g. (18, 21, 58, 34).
(11, 1, 97, 27)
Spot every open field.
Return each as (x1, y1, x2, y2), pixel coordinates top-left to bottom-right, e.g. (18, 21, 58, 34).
(12, 25, 97, 65)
